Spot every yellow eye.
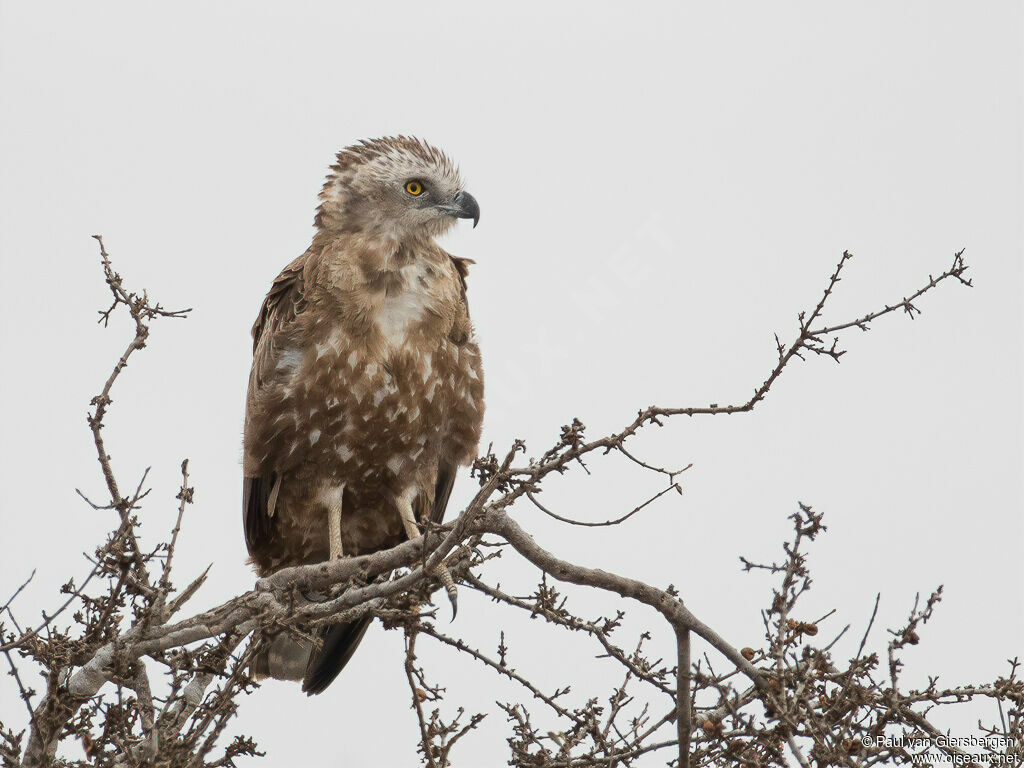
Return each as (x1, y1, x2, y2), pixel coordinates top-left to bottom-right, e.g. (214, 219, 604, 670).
(404, 180, 424, 196)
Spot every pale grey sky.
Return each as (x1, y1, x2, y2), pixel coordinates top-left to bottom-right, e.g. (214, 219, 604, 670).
(1, 2, 1021, 766)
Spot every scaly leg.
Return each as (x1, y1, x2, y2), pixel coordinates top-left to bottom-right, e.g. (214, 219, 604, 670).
(396, 494, 422, 542)
(396, 494, 458, 619)
(326, 486, 345, 560)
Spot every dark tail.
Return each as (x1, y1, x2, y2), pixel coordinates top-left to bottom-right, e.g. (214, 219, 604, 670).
(301, 616, 373, 696)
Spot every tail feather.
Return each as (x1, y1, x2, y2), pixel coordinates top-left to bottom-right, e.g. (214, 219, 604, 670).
(252, 632, 314, 682)
(301, 617, 373, 696)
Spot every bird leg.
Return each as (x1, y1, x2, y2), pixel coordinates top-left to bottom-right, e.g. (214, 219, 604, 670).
(395, 494, 422, 541)
(326, 486, 345, 560)
(328, 507, 344, 560)
(396, 495, 458, 619)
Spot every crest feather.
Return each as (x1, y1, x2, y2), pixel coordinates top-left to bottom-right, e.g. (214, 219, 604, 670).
(314, 136, 461, 229)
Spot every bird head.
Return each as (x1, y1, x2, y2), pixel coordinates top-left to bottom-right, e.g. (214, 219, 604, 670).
(315, 136, 479, 242)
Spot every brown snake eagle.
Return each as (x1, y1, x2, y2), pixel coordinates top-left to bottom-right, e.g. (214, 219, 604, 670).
(243, 137, 484, 694)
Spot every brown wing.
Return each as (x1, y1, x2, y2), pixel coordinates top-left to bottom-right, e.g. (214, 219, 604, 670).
(243, 253, 309, 554)
(431, 254, 474, 525)
(430, 463, 457, 525)
(250, 254, 309, 385)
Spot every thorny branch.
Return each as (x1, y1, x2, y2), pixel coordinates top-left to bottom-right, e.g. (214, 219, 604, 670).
(2, 242, 1016, 768)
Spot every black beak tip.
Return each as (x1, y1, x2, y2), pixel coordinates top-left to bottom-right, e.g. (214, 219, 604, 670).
(454, 190, 480, 229)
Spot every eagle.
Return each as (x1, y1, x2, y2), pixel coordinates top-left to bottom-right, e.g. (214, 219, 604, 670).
(242, 137, 484, 695)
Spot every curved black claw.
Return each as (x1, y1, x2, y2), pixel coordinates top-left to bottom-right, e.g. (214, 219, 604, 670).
(436, 562, 459, 621)
(446, 583, 458, 622)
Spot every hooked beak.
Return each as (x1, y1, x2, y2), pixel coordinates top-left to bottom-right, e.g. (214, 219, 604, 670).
(449, 190, 480, 228)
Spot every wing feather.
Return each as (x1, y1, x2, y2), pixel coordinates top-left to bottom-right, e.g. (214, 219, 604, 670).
(431, 463, 457, 525)
(243, 253, 309, 557)
(250, 254, 309, 388)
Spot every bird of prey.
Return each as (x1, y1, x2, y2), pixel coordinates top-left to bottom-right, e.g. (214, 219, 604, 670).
(242, 137, 484, 695)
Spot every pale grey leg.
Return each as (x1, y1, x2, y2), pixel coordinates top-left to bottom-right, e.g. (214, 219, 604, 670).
(396, 494, 421, 542)
(325, 485, 345, 560)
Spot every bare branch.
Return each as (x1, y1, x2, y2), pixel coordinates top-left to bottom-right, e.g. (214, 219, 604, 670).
(5, 242, 1006, 768)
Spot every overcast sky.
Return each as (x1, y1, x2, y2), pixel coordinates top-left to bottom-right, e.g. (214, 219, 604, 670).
(1, 2, 1021, 766)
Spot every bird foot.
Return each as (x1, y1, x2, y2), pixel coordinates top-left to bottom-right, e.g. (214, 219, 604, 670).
(396, 494, 457, 618)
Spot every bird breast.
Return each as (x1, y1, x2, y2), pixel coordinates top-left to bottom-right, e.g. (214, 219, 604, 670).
(374, 278, 433, 349)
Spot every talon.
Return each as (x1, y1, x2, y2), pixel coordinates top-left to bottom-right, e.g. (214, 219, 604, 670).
(438, 563, 458, 621)
(446, 586, 458, 621)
